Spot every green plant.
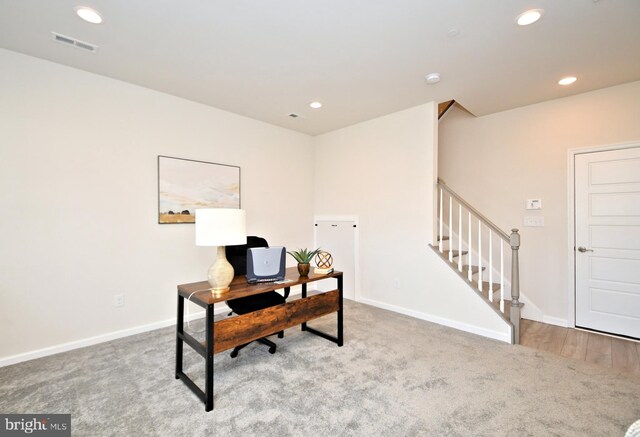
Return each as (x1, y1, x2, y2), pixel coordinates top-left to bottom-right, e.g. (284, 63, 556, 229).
(287, 248, 321, 264)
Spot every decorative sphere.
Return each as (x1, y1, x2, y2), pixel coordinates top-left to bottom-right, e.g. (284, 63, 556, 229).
(315, 251, 333, 269)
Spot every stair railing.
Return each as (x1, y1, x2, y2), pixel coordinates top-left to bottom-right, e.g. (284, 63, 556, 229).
(437, 178, 522, 343)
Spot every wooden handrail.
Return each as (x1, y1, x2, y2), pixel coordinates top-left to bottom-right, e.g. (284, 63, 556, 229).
(437, 178, 510, 241)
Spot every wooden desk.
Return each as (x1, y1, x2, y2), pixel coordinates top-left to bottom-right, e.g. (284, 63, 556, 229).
(175, 267, 343, 411)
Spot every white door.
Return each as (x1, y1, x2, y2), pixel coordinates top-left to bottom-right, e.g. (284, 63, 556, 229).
(315, 219, 357, 300)
(575, 147, 640, 339)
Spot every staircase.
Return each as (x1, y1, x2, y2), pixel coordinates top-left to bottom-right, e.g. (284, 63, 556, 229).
(432, 178, 523, 344)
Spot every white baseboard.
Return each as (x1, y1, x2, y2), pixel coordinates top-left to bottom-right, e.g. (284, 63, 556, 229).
(502, 296, 567, 328)
(0, 307, 224, 368)
(520, 294, 543, 322)
(0, 288, 304, 368)
(358, 297, 512, 344)
(542, 315, 569, 328)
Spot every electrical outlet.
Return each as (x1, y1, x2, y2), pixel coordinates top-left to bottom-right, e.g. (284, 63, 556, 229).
(393, 278, 401, 289)
(115, 294, 125, 307)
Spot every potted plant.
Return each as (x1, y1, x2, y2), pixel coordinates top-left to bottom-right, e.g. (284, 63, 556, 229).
(287, 248, 321, 276)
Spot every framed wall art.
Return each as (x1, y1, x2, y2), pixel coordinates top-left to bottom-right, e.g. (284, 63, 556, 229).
(157, 155, 240, 224)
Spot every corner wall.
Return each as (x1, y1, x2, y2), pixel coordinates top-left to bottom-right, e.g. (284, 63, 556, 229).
(0, 49, 315, 362)
(438, 81, 640, 325)
(314, 103, 511, 342)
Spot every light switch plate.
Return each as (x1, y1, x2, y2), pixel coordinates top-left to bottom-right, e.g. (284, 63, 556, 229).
(526, 199, 542, 210)
(524, 216, 544, 227)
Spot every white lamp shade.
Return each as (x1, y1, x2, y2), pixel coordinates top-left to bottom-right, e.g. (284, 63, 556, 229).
(195, 208, 247, 247)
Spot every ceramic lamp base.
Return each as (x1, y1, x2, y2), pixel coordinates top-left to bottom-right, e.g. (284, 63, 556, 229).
(207, 246, 234, 294)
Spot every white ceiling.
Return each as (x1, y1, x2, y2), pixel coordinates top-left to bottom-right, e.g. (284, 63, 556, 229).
(1, 0, 639, 135)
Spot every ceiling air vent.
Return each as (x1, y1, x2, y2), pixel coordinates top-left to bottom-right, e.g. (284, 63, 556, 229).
(288, 113, 300, 118)
(51, 32, 98, 53)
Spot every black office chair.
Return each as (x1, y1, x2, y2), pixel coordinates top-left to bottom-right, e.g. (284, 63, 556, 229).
(225, 236, 286, 358)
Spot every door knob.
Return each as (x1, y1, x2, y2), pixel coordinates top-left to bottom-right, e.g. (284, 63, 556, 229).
(577, 246, 594, 253)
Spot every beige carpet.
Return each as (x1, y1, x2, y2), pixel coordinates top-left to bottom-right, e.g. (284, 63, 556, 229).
(1, 300, 639, 436)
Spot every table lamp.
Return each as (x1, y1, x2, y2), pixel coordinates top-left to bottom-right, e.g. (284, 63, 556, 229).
(195, 208, 247, 294)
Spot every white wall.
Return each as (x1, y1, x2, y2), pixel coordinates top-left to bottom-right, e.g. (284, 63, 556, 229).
(0, 49, 315, 361)
(314, 103, 512, 342)
(439, 81, 640, 325)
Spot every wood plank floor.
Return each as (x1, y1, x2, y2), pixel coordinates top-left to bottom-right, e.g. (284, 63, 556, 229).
(520, 319, 640, 376)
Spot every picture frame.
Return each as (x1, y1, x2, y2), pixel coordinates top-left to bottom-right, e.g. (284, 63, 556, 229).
(157, 155, 241, 224)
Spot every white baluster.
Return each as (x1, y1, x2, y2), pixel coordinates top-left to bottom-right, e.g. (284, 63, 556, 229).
(500, 242, 505, 313)
(468, 212, 472, 281)
(458, 204, 462, 272)
(488, 231, 493, 302)
(439, 189, 443, 253)
(449, 197, 453, 262)
(478, 221, 483, 293)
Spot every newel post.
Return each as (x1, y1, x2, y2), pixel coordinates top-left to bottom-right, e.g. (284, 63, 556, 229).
(509, 229, 522, 344)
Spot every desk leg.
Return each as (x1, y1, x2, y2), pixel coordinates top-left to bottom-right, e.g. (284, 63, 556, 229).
(300, 275, 343, 346)
(205, 304, 214, 412)
(301, 283, 307, 331)
(337, 275, 343, 347)
(175, 293, 184, 378)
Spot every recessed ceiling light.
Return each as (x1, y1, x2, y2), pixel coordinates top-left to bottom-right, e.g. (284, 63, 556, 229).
(558, 76, 577, 86)
(425, 73, 440, 84)
(309, 102, 322, 109)
(516, 9, 544, 26)
(76, 7, 103, 24)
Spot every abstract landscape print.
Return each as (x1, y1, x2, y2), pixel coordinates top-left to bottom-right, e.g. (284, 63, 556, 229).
(158, 156, 240, 223)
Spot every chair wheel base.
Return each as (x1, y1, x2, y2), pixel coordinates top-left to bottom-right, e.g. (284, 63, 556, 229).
(268, 346, 276, 354)
(230, 350, 238, 358)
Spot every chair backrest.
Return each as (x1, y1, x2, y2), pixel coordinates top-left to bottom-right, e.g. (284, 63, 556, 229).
(225, 236, 268, 276)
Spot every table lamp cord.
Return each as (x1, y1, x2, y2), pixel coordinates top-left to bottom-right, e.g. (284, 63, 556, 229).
(185, 290, 206, 334)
